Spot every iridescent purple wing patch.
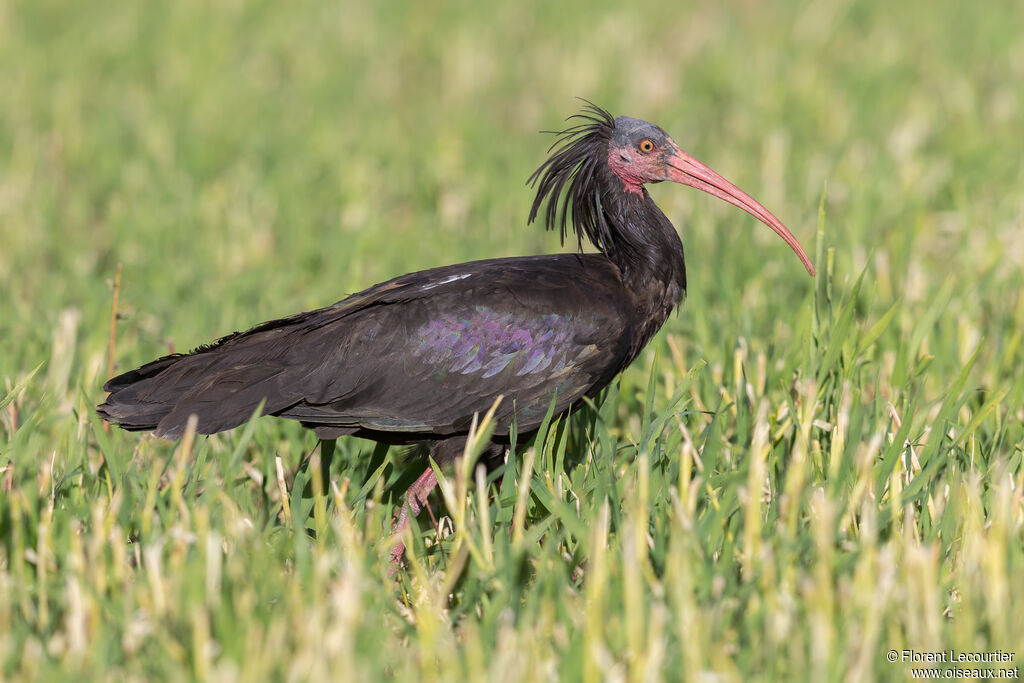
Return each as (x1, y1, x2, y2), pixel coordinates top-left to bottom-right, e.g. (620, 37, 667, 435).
(413, 307, 596, 379)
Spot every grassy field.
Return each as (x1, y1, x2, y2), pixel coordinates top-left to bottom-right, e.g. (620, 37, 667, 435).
(2, 0, 1023, 680)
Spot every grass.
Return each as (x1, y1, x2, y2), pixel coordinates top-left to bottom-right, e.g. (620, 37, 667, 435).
(2, 0, 1023, 680)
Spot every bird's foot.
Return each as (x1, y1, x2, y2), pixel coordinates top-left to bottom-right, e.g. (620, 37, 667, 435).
(388, 466, 440, 574)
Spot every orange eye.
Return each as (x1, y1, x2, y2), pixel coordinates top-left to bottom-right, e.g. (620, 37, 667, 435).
(639, 139, 654, 153)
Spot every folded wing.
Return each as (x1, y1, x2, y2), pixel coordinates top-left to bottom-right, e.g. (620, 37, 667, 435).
(99, 254, 635, 441)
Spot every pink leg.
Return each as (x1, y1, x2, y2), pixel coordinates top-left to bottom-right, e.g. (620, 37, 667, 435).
(388, 466, 439, 567)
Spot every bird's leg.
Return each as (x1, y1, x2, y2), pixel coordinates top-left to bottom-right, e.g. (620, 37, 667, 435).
(388, 465, 439, 567)
(298, 438, 337, 499)
(318, 438, 336, 493)
(387, 438, 506, 572)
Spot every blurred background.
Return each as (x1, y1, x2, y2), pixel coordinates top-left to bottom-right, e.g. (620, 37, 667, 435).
(1, 0, 1024, 677)
(2, 0, 1021, 391)
(6, 0, 1024, 679)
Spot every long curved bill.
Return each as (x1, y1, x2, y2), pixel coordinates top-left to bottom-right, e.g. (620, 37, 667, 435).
(665, 142, 816, 276)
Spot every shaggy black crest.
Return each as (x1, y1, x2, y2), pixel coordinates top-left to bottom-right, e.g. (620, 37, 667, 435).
(527, 102, 618, 254)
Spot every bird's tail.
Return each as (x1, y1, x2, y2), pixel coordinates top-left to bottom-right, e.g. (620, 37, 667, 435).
(97, 354, 188, 434)
(98, 330, 298, 440)
(98, 302, 341, 440)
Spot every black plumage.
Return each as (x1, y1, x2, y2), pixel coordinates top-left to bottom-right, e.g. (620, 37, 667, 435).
(98, 103, 814, 562)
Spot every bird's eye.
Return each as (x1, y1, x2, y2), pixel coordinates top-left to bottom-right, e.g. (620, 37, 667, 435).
(638, 139, 655, 153)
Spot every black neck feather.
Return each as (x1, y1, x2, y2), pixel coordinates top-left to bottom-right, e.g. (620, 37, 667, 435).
(527, 103, 686, 295)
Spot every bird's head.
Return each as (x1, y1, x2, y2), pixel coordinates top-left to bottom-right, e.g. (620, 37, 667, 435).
(529, 103, 816, 276)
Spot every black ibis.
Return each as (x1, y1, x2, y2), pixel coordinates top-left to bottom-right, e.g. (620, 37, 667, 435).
(98, 103, 815, 564)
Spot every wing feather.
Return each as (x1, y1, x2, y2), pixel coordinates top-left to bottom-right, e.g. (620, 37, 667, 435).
(100, 254, 635, 439)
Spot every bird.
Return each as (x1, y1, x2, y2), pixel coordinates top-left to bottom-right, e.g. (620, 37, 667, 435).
(98, 103, 815, 564)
